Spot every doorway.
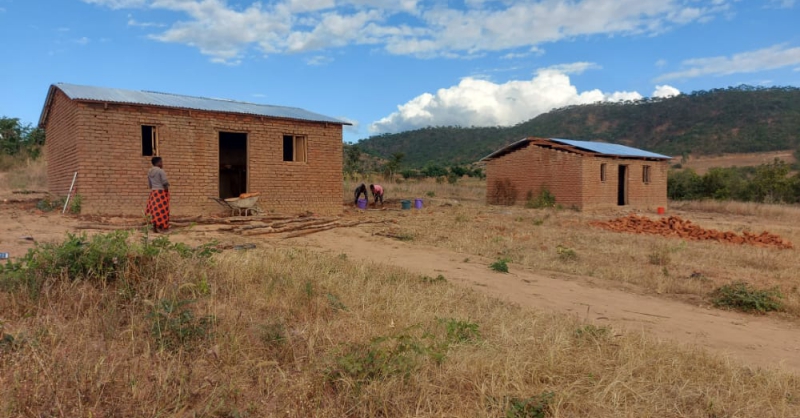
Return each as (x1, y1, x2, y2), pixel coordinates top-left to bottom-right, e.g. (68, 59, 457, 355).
(219, 132, 247, 199)
(617, 165, 627, 206)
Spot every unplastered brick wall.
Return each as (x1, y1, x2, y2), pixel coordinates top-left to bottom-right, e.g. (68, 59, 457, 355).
(44, 90, 81, 196)
(486, 144, 583, 207)
(581, 157, 668, 210)
(46, 98, 343, 216)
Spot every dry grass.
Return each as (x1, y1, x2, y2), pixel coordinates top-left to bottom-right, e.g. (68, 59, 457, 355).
(0, 154, 47, 191)
(670, 200, 800, 223)
(378, 199, 800, 317)
(2, 245, 798, 416)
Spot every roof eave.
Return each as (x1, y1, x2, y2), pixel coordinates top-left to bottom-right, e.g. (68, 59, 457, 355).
(65, 96, 352, 126)
(38, 84, 58, 128)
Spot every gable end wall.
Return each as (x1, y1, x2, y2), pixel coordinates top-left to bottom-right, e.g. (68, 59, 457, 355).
(486, 144, 584, 207)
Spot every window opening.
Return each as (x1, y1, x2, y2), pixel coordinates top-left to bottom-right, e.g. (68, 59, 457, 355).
(283, 135, 307, 162)
(142, 125, 158, 156)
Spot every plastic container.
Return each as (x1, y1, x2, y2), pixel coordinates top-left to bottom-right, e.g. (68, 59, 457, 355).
(357, 198, 368, 210)
(414, 198, 423, 209)
(401, 200, 412, 210)
(657, 207, 665, 215)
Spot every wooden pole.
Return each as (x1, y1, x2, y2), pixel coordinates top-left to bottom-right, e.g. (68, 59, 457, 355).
(62, 172, 78, 214)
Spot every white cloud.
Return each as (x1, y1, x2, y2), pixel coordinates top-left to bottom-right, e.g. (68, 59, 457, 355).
(74, 37, 90, 45)
(657, 44, 800, 81)
(655, 59, 667, 67)
(128, 17, 166, 27)
(542, 62, 601, 75)
(767, 0, 795, 8)
(652, 84, 680, 98)
(82, 0, 731, 63)
(339, 117, 360, 134)
(305, 55, 333, 65)
(369, 64, 644, 134)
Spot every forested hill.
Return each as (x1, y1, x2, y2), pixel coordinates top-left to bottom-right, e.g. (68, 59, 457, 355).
(356, 85, 800, 168)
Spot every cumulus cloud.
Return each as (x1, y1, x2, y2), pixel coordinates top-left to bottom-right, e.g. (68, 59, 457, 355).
(656, 44, 800, 81)
(369, 64, 646, 134)
(82, 0, 731, 63)
(652, 84, 680, 98)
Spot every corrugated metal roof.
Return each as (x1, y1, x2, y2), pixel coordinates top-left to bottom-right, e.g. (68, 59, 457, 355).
(46, 83, 350, 125)
(480, 137, 671, 161)
(549, 138, 671, 159)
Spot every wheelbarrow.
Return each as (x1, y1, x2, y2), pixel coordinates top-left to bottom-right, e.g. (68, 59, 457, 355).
(209, 193, 261, 216)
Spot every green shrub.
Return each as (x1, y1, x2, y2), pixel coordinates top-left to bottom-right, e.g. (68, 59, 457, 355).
(505, 392, 554, 418)
(712, 282, 783, 313)
(525, 188, 556, 209)
(441, 318, 480, 343)
(556, 245, 577, 262)
(149, 298, 213, 351)
(490, 258, 510, 273)
(0, 231, 218, 297)
(426, 191, 435, 198)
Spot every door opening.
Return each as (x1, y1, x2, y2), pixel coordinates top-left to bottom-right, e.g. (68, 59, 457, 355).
(617, 165, 627, 206)
(219, 132, 247, 199)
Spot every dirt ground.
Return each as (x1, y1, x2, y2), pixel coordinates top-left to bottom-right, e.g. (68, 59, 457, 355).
(1, 199, 799, 374)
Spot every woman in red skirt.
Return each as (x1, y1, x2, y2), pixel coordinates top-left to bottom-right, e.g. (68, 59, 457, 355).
(146, 156, 170, 232)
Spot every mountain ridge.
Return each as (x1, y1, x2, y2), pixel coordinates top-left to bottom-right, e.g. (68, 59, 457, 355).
(356, 85, 800, 168)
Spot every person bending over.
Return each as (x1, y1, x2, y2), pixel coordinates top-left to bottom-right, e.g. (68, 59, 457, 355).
(354, 183, 368, 205)
(369, 184, 384, 205)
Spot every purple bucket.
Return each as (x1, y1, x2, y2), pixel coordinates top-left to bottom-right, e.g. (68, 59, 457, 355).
(414, 198, 423, 209)
(357, 198, 368, 210)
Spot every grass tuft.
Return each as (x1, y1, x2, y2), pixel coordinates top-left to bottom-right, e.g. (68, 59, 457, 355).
(712, 281, 784, 313)
(490, 258, 510, 273)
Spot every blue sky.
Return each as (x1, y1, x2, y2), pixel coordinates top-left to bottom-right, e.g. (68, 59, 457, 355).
(1, 0, 799, 143)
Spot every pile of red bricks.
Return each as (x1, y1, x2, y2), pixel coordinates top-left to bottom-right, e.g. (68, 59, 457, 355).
(590, 214, 793, 249)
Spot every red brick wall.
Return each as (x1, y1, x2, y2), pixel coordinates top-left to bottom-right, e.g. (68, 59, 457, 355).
(46, 97, 343, 216)
(486, 144, 584, 207)
(486, 142, 669, 210)
(581, 158, 668, 210)
(44, 90, 82, 196)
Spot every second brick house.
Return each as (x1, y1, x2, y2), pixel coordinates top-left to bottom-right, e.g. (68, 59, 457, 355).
(482, 137, 671, 210)
(40, 83, 350, 216)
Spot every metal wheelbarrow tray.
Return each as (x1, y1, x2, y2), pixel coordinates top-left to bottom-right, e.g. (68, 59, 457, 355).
(209, 193, 261, 216)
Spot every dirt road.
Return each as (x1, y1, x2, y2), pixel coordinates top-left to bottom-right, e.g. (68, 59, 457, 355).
(294, 228, 800, 373)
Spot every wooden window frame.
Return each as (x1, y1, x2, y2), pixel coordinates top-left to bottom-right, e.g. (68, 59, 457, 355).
(283, 134, 308, 163)
(642, 165, 651, 184)
(142, 125, 159, 157)
(600, 163, 607, 182)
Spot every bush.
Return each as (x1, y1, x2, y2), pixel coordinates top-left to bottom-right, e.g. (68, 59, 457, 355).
(489, 179, 517, 206)
(711, 282, 783, 313)
(525, 188, 556, 209)
(490, 258, 510, 273)
(504, 392, 554, 418)
(0, 231, 218, 297)
(556, 245, 577, 262)
(149, 298, 213, 351)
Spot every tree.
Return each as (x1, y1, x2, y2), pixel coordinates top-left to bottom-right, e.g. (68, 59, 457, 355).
(344, 144, 363, 178)
(382, 152, 405, 181)
(0, 117, 45, 158)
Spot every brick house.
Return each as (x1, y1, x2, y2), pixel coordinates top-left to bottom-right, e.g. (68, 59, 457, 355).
(39, 83, 349, 216)
(481, 137, 671, 210)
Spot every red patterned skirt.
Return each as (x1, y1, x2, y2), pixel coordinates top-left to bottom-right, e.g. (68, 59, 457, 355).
(146, 189, 170, 230)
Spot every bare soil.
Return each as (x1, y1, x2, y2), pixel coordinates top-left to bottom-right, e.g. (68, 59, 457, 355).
(2, 202, 800, 373)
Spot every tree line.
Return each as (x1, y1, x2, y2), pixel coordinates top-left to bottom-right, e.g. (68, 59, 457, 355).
(668, 158, 800, 203)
